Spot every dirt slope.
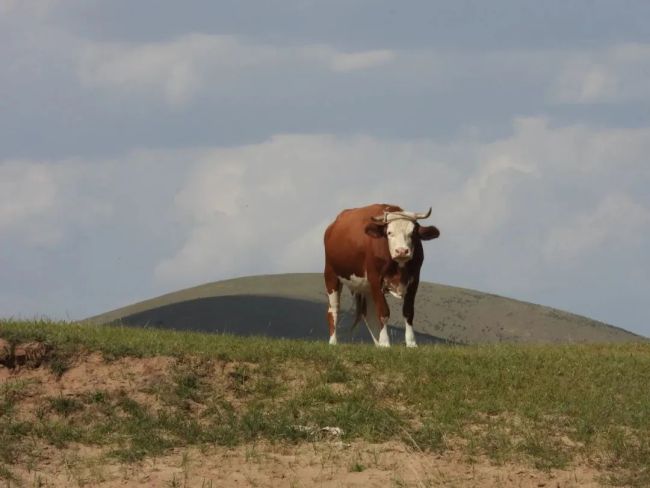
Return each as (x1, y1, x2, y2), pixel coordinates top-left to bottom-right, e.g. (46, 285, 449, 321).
(1, 348, 603, 488)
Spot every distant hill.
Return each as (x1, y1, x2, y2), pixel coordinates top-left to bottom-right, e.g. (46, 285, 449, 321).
(87, 273, 644, 344)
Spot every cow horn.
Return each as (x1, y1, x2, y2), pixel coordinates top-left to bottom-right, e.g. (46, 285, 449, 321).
(413, 207, 432, 220)
(372, 207, 431, 223)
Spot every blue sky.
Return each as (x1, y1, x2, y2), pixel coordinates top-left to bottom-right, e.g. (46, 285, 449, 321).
(1, 1, 649, 336)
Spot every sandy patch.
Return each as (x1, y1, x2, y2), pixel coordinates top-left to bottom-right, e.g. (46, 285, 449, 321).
(9, 441, 603, 488)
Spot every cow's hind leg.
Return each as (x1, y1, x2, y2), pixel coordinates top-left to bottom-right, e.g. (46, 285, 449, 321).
(364, 292, 391, 347)
(361, 295, 380, 345)
(325, 269, 342, 345)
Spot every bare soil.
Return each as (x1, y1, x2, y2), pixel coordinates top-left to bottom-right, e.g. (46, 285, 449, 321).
(11, 441, 602, 488)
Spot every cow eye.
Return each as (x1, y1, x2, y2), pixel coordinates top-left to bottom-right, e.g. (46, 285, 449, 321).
(387, 231, 393, 236)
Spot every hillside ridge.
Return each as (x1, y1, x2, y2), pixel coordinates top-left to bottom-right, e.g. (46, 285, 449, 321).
(87, 273, 643, 344)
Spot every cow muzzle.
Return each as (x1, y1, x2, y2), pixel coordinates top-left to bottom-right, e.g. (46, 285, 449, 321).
(393, 247, 412, 262)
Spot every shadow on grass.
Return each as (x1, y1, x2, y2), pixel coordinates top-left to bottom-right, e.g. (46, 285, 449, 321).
(117, 295, 448, 345)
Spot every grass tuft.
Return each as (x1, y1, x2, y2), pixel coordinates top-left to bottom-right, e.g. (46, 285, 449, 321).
(48, 396, 84, 417)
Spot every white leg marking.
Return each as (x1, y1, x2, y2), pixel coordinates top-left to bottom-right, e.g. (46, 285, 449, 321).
(327, 290, 340, 346)
(405, 322, 417, 348)
(378, 319, 391, 348)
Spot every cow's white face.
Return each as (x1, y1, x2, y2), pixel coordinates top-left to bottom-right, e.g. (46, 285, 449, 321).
(386, 218, 416, 264)
(365, 208, 439, 262)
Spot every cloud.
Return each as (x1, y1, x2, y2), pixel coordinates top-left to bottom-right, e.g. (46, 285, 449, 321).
(74, 34, 650, 127)
(78, 34, 213, 107)
(328, 49, 395, 72)
(543, 194, 650, 262)
(550, 43, 650, 103)
(0, 160, 111, 246)
(78, 34, 397, 107)
(0, 0, 57, 16)
(0, 162, 60, 231)
(442, 143, 539, 253)
(174, 159, 246, 220)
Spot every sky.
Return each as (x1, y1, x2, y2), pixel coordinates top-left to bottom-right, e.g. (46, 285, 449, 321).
(1, 0, 649, 336)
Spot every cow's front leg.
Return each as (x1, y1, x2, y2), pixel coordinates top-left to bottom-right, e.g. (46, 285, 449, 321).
(371, 283, 391, 347)
(403, 279, 419, 348)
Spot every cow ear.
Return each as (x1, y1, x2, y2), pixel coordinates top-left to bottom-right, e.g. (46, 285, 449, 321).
(365, 223, 386, 238)
(418, 225, 440, 240)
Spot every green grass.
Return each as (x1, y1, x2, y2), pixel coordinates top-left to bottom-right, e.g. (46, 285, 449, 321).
(1, 319, 650, 486)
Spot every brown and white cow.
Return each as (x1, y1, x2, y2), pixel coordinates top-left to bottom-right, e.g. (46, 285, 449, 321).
(323, 204, 440, 347)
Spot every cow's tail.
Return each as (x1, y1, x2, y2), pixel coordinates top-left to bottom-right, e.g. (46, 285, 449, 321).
(351, 293, 366, 330)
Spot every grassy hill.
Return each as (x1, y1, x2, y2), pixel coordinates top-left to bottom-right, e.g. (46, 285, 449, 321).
(0, 320, 649, 486)
(88, 273, 642, 344)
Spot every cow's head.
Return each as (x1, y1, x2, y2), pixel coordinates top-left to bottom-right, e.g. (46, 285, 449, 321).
(365, 207, 440, 264)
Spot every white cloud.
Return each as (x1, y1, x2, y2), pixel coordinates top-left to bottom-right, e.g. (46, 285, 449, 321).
(550, 43, 650, 103)
(0, 162, 59, 231)
(78, 34, 214, 107)
(442, 146, 538, 252)
(0, 0, 57, 16)
(74, 31, 650, 111)
(174, 161, 246, 220)
(328, 49, 395, 72)
(0, 160, 111, 246)
(78, 34, 397, 107)
(543, 194, 650, 262)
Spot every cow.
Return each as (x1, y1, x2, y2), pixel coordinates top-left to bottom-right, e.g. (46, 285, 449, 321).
(323, 204, 440, 347)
